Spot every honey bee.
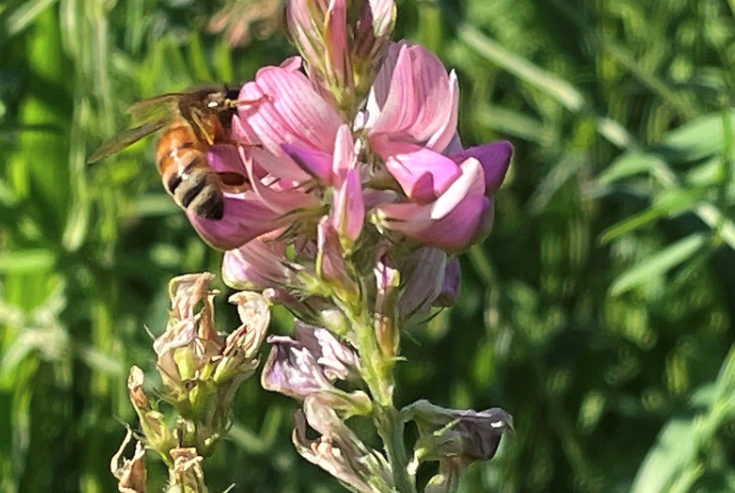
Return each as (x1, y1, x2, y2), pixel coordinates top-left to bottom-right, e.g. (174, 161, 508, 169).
(88, 87, 260, 220)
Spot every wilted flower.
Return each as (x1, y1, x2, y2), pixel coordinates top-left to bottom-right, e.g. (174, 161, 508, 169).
(261, 321, 371, 413)
(126, 273, 270, 461)
(168, 448, 206, 493)
(153, 274, 223, 409)
(127, 367, 176, 456)
(403, 400, 513, 466)
(293, 395, 395, 493)
(111, 429, 148, 493)
(212, 291, 271, 385)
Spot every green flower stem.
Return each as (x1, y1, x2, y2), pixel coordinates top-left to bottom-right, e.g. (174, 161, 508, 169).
(375, 406, 417, 493)
(350, 302, 414, 492)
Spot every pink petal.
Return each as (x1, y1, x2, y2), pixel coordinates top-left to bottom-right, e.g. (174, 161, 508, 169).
(222, 240, 294, 290)
(332, 168, 364, 245)
(371, 138, 461, 203)
(324, 0, 352, 88)
(282, 144, 334, 183)
(367, 42, 458, 152)
(451, 141, 513, 195)
(187, 197, 288, 251)
(373, 159, 494, 253)
(243, 147, 321, 214)
(237, 66, 342, 155)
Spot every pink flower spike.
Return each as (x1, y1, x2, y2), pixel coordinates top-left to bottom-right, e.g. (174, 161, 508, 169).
(372, 158, 494, 253)
(367, 42, 459, 152)
(371, 139, 461, 204)
(451, 141, 513, 195)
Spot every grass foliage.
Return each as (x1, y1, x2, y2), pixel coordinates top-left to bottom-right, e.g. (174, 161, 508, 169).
(2, 0, 735, 491)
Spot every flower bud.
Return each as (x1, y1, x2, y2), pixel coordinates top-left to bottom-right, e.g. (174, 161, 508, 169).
(403, 399, 513, 467)
(127, 367, 176, 456)
(284, 0, 396, 112)
(423, 461, 460, 493)
(399, 247, 447, 319)
(353, 0, 396, 97)
(374, 246, 399, 360)
(433, 257, 461, 308)
(317, 217, 360, 306)
(331, 125, 365, 248)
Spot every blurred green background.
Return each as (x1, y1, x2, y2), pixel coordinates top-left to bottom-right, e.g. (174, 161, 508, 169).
(2, 0, 735, 491)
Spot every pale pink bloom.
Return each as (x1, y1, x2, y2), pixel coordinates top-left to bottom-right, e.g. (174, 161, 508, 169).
(223, 239, 300, 291)
(188, 145, 318, 251)
(372, 158, 494, 254)
(261, 321, 371, 412)
(192, 42, 510, 254)
(362, 41, 461, 202)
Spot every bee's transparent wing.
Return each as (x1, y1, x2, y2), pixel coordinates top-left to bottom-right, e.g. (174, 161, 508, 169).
(125, 94, 183, 126)
(87, 119, 167, 163)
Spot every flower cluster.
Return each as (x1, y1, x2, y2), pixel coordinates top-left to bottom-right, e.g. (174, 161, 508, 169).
(119, 0, 514, 492)
(114, 273, 269, 493)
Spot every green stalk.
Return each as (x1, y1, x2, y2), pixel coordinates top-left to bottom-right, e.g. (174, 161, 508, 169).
(375, 406, 417, 493)
(350, 299, 415, 492)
